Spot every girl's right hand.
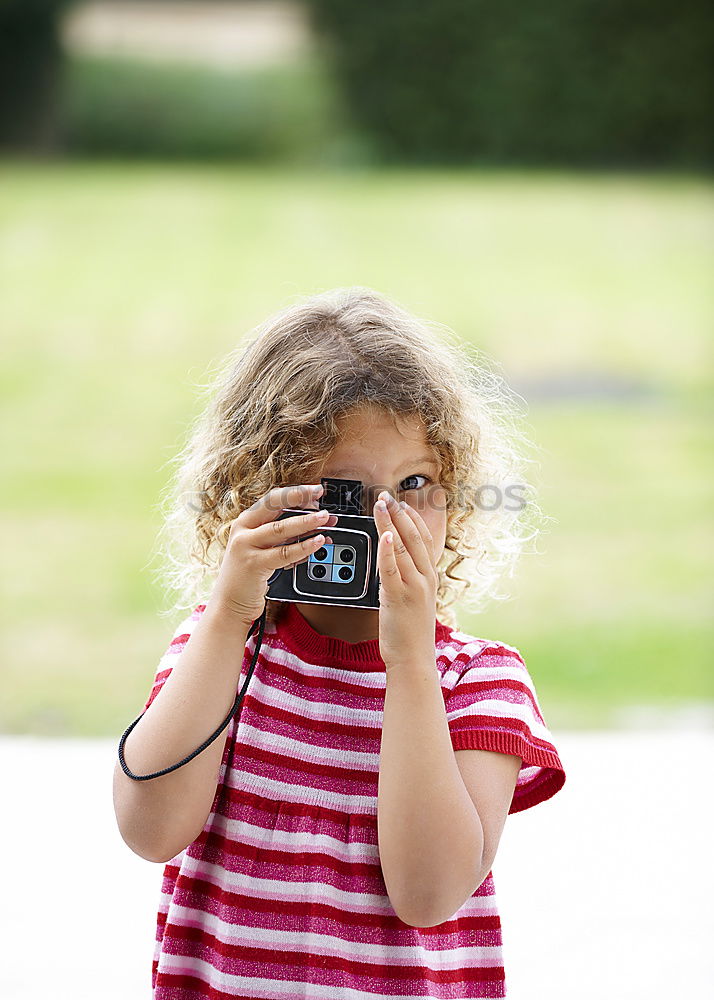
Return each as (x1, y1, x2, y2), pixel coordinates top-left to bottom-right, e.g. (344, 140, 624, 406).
(209, 483, 337, 628)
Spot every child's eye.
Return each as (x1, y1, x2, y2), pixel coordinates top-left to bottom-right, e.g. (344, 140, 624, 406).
(399, 474, 431, 492)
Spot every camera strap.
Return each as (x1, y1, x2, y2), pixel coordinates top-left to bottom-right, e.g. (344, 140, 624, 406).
(117, 602, 268, 781)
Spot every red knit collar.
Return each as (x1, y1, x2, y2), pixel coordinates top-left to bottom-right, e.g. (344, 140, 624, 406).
(273, 600, 452, 671)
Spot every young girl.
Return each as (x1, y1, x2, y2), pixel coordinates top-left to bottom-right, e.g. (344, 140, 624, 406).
(113, 286, 566, 999)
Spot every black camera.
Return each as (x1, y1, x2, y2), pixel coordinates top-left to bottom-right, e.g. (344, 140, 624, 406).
(266, 477, 380, 609)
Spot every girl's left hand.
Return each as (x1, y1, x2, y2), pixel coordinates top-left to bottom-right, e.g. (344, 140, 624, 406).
(374, 491, 439, 672)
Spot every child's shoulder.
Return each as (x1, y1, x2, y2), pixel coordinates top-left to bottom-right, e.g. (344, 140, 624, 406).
(437, 617, 526, 664)
(436, 618, 538, 699)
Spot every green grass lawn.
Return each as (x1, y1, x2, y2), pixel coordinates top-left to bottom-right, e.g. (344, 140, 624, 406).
(0, 161, 711, 735)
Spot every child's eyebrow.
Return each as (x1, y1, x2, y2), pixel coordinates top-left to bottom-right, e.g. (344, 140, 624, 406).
(395, 455, 441, 472)
(328, 455, 440, 477)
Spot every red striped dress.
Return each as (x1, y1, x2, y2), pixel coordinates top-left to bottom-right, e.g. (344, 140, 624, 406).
(144, 600, 566, 999)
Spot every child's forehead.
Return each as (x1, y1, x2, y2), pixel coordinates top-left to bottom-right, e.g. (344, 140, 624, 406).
(335, 405, 426, 439)
(324, 412, 440, 478)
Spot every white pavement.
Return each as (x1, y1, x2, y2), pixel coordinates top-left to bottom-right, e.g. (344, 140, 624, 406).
(1, 731, 712, 999)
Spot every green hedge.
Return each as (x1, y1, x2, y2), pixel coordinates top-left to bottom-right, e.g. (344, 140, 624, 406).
(0, 0, 75, 150)
(59, 54, 367, 163)
(306, 0, 714, 168)
(4, 0, 709, 166)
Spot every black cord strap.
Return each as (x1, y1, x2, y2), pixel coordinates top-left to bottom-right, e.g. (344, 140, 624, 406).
(117, 604, 268, 781)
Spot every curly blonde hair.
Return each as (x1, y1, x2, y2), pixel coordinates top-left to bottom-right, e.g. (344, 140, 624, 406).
(148, 286, 552, 630)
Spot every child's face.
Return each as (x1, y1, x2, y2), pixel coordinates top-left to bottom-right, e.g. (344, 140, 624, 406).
(317, 405, 448, 565)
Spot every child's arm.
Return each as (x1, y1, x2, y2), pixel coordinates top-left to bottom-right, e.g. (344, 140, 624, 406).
(374, 494, 523, 927)
(114, 482, 335, 863)
(112, 600, 252, 863)
(378, 660, 517, 927)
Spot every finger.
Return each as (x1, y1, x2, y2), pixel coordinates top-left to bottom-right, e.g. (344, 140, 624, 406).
(241, 483, 324, 530)
(265, 528, 330, 571)
(374, 498, 418, 583)
(257, 508, 336, 550)
(378, 528, 402, 589)
(395, 500, 437, 569)
(375, 494, 432, 578)
(285, 533, 334, 569)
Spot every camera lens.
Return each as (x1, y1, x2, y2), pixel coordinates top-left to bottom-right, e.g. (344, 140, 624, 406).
(313, 564, 327, 578)
(338, 548, 354, 563)
(338, 566, 352, 581)
(313, 547, 328, 561)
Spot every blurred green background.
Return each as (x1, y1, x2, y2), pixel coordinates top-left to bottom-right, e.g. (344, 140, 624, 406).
(1, 1, 712, 736)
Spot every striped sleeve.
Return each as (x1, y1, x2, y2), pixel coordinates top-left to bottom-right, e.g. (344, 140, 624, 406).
(142, 604, 207, 712)
(446, 642, 566, 813)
